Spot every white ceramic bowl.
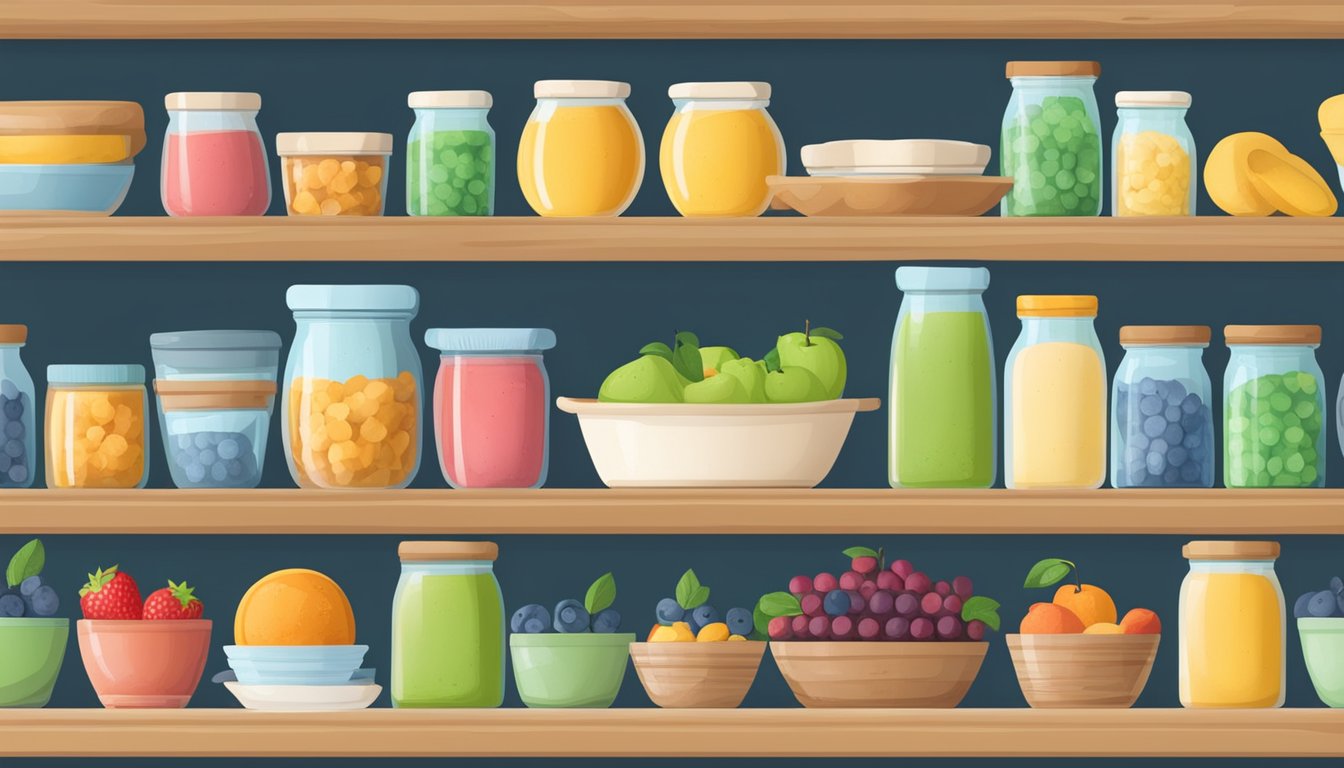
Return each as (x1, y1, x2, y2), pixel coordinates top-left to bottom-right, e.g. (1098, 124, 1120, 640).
(556, 397, 880, 488)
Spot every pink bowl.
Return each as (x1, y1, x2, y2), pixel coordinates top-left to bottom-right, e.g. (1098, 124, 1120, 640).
(77, 619, 212, 708)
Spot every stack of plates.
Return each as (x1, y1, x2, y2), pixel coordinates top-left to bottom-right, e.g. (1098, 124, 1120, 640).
(220, 645, 379, 711)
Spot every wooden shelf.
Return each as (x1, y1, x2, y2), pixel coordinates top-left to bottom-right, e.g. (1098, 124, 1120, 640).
(2, 1, 1342, 39)
(2, 708, 1341, 757)
(4, 216, 1344, 263)
(2, 488, 1342, 535)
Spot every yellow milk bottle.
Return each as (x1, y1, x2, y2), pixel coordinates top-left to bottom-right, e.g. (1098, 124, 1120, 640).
(1179, 540, 1285, 708)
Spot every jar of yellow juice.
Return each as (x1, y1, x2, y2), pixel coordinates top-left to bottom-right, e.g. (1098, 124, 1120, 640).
(1179, 541, 1285, 708)
(518, 80, 643, 217)
(659, 81, 784, 217)
(1004, 295, 1106, 489)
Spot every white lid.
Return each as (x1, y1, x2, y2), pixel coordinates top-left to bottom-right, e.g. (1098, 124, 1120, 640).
(534, 80, 630, 99)
(802, 139, 991, 172)
(408, 90, 493, 109)
(165, 92, 261, 111)
(668, 82, 771, 100)
(275, 132, 394, 156)
(1115, 90, 1192, 108)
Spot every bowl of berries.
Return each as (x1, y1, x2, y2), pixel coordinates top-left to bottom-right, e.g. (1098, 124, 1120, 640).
(1295, 575, 1344, 707)
(0, 539, 68, 708)
(76, 564, 211, 708)
(629, 569, 765, 708)
(509, 573, 636, 708)
(757, 546, 999, 708)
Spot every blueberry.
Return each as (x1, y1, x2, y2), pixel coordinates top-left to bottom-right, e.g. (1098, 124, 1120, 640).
(1165, 380, 1187, 405)
(823, 591, 850, 617)
(1138, 377, 1158, 395)
(193, 432, 212, 450)
(1146, 452, 1167, 475)
(3, 439, 21, 458)
(1142, 415, 1167, 438)
(1149, 438, 1169, 455)
(1182, 431, 1202, 450)
(726, 607, 753, 636)
(0, 591, 23, 617)
(1167, 446, 1188, 468)
(1294, 591, 1316, 618)
(210, 462, 230, 483)
(2, 399, 21, 421)
(1181, 392, 1202, 414)
(1129, 432, 1149, 451)
(199, 448, 218, 466)
(655, 597, 683, 626)
(217, 438, 241, 460)
(1164, 404, 1182, 423)
(1163, 467, 1180, 485)
(1161, 423, 1184, 447)
(3, 419, 22, 439)
(185, 463, 206, 483)
(689, 604, 720, 631)
(19, 575, 42, 596)
(1179, 461, 1202, 483)
(177, 434, 195, 450)
(1139, 395, 1164, 417)
(1307, 590, 1338, 617)
(30, 585, 58, 617)
(6, 464, 26, 484)
(0, 380, 16, 399)
(553, 599, 590, 633)
(175, 448, 196, 468)
(1332, 576, 1344, 595)
(592, 608, 622, 633)
(510, 604, 551, 634)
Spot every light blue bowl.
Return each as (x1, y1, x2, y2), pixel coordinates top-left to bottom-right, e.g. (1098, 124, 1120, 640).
(0, 163, 134, 214)
(222, 645, 368, 686)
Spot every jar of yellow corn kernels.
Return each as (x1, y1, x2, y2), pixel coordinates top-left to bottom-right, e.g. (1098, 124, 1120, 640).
(282, 285, 422, 489)
(276, 132, 392, 216)
(45, 364, 149, 489)
(1111, 91, 1195, 216)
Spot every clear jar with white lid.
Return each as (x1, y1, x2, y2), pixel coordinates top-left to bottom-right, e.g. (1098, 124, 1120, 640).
(162, 92, 271, 216)
(1112, 91, 1196, 216)
(277, 132, 392, 216)
(407, 90, 495, 216)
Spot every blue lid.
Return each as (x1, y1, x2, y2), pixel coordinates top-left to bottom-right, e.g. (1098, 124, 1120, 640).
(150, 330, 282, 350)
(424, 328, 556, 353)
(895, 266, 991, 293)
(286, 285, 419, 314)
(47, 364, 145, 386)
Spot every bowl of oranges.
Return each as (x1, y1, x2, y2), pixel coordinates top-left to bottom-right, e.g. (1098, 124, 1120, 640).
(1006, 558, 1160, 709)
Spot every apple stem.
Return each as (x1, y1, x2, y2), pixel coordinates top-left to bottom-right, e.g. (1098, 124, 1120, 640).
(804, 318, 812, 347)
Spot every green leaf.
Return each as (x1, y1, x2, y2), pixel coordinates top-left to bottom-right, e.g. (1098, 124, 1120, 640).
(584, 572, 617, 614)
(753, 603, 771, 638)
(6, 539, 44, 588)
(842, 546, 878, 559)
(757, 591, 803, 617)
(1023, 558, 1076, 589)
(762, 347, 781, 373)
(688, 586, 710, 608)
(810, 326, 844, 341)
(670, 331, 704, 383)
(675, 330, 700, 348)
(639, 342, 673, 361)
(675, 569, 706, 609)
(961, 595, 1001, 632)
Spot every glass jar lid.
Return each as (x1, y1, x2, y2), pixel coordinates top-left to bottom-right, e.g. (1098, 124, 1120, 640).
(399, 541, 498, 562)
(668, 82, 770, 100)
(424, 328, 556, 354)
(895, 266, 990, 293)
(286, 284, 419, 314)
(47, 363, 144, 386)
(1017, 295, 1098, 318)
(1005, 61, 1101, 78)
(408, 90, 493, 109)
(1115, 91, 1192, 109)
(165, 92, 261, 111)
(1183, 540, 1280, 561)
(534, 80, 630, 99)
(1119, 325, 1210, 347)
(1224, 324, 1321, 345)
(275, 132, 393, 156)
(150, 330, 281, 351)
(0, 324, 27, 344)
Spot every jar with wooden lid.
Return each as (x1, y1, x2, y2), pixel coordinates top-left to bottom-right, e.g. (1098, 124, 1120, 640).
(1001, 61, 1103, 217)
(1111, 325, 1213, 488)
(1223, 325, 1324, 488)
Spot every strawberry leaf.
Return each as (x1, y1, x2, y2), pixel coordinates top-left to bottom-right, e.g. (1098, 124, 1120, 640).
(79, 564, 118, 597)
(168, 580, 200, 609)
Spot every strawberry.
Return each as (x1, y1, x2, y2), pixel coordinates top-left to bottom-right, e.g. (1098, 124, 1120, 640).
(142, 580, 204, 620)
(79, 565, 143, 620)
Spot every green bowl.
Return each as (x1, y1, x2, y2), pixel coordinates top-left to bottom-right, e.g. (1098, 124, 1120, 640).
(509, 633, 635, 708)
(1300, 617, 1344, 707)
(0, 618, 70, 708)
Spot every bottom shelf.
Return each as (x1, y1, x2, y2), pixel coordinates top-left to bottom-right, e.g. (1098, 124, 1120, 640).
(1, 708, 1341, 757)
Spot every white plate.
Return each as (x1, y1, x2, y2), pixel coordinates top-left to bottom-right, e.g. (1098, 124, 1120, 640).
(802, 139, 990, 177)
(223, 681, 381, 711)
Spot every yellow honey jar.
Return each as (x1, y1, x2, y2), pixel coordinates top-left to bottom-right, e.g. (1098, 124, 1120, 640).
(45, 365, 148, 489)
(276, 132, 392, 216)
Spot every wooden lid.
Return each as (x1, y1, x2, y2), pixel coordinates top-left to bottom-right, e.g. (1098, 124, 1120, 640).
(398, 541, 498, 562)
(1006, 61, 1101, 78)
(0, 324, 26, 344)
(1224, 324, 1321, 345)
(1182, 541, 1280, 561)
(0, 101, 146, 156)
(1017, 295, 1097, 318)
(1119, 325, 1211, 346)
(154, 379, 276, 410)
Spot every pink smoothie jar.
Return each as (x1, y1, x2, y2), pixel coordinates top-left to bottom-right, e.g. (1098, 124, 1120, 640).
(161, 92, 271, 216)
(425, 328, 555, 489)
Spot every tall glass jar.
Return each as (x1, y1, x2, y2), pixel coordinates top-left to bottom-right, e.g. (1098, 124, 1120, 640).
(1223, 325, 1325, 488)
(1005, 296, 1106, 489)
(0, 325, 35, 488)
(45, 364, 149, 489)
(889, 267, 996, 488)
(659, 81, 784, 217)
(282, 285, 423, 490)
(1000, 61, 1103, 217)
(392, 541, 505, 708)
(1179, 540, 1285, 708)
(161, 92, 271, 216)
(1111, 326, 1214, 488)
(1112, 91, 1196, 216)
(407, 90, 495, 217)
(518, 80, 644, 217)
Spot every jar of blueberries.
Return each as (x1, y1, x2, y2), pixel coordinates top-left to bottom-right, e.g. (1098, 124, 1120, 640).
(1224, 325, 1325, 488)
(0, 325, 36, 488)
(1111, 326, 1214, 488)
(150, 330, 282, 488)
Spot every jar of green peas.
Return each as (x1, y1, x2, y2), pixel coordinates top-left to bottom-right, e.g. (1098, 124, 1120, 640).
(407, 91, 495, 216)
(1000, 61, 1103, 217)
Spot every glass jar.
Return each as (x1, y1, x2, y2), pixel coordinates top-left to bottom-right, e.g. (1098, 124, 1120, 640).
(1224, 325, 1325, 488)
(161, 92, 271, 216)
(282, 285, 422, 489)
(407, 91, 495, 217)
(45, 364, 148, 489)
(1179, 540, 1285, 708)
(1111, 326, 1214, 488)
(659, 81, 784, 217)
(1000, 61, 1103, 217)
(889, 267, 996, 488)
(1005, 296, 1106, 489)
(0, 325, 35, 488)
(277, 132, 392, 216)
(1112, 91, 1196, 217)
(392, 541, 505, 708)
(150, 330, 281, 489)
(425, 328, 556, 489)
(518, 80, 644, 217)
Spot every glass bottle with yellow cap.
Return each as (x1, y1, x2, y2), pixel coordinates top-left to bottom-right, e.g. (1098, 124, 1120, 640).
(1112, 91, 1195, 216)
(1000, 61, 1103, 217)
(1179, 540, 1285, 708)
(1004, 295, 1105, 489)
(1223, 325, 1325, 488)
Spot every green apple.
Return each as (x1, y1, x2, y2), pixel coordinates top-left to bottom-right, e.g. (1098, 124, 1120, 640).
(764, 366, 829, 403)
(718, 357, 768, 403)
(776, 327, 846, 399)
(683, 372, 750, 404)
(598, 355, 685, 403)
(698, 346, 739, 375)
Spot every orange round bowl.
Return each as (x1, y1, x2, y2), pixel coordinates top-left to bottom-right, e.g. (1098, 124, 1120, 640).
(77, 619, 212, 708)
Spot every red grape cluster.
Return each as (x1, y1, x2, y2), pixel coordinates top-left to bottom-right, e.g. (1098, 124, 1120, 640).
(766, 552, 988, 642)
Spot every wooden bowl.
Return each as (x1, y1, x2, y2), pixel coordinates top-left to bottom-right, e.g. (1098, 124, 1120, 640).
(769, 641, 987, 708)
(768, 175, 1011, 217)
(629, 641, 766, 708)
(1006, 633, 1159, 708)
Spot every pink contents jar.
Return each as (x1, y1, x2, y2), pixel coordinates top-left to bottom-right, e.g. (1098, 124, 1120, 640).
(161, 92, 271, 216)
(425, 328, 555, 489)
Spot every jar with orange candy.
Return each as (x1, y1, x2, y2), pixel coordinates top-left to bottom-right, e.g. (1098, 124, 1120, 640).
(45, 364, 149, 489)
(276, 132, 391, 216)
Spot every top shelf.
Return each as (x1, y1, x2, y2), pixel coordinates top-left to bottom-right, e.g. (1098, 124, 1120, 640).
(3, 1, 1344, 40)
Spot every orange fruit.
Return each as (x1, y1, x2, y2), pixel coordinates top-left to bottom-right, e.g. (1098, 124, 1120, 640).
(1119, 608, 1162, 635)
(234, 568, 356, 646)
(1019, 602, 1085, 634)
(1052, 583, 1117, 628)
(1083, 622, 1124, 635)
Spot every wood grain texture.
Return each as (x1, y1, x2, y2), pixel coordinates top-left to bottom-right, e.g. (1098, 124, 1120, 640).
(1, 708, 1341, 757)
(4, 217, 1344, 262)
(1, 488, 1342, 534)
(4, 2, 1344, 39)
